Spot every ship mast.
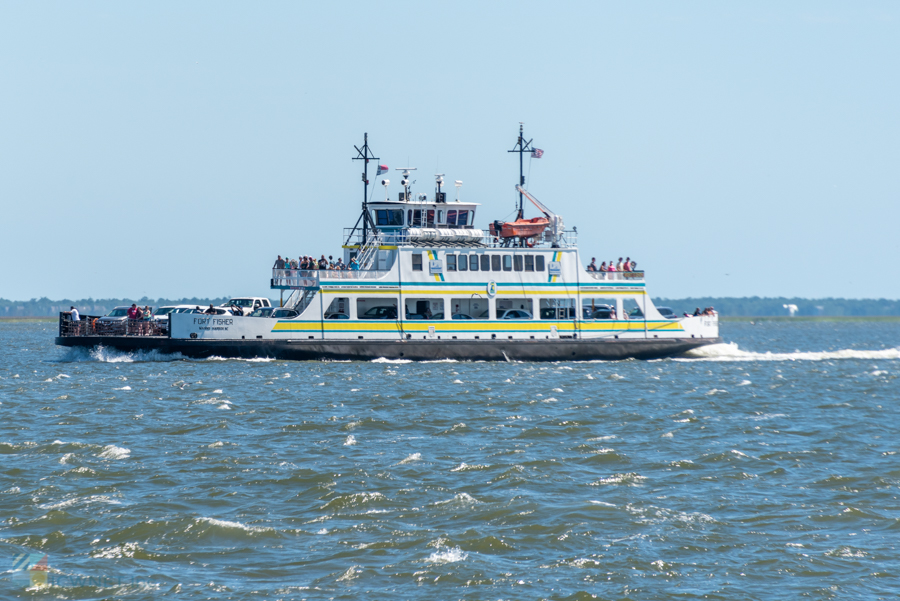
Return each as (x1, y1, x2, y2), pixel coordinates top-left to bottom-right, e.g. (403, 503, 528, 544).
(352, 133, 380, 245)
(507, 123, 536, 220)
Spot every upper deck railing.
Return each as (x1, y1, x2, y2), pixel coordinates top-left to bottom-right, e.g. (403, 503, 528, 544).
(272, 269, 392, 288)
(341, 227, 578, 249)
(272, 266, 645, 289)
(583, 270, 645, 282)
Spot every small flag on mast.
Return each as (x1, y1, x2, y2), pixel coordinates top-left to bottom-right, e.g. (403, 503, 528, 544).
(376, 164, 389, 176)
(531, 149, 544, 159)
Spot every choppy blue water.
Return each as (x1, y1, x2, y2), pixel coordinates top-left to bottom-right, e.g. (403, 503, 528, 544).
(1, 320, 899, 600)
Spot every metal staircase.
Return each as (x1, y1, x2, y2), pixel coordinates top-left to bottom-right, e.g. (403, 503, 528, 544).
(286, 288, 319, 314)
(355, 231, 382, 270)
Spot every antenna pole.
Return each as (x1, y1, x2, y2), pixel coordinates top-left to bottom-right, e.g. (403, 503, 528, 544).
(352, 133, 379, 245)
(507, 123, 535, 220)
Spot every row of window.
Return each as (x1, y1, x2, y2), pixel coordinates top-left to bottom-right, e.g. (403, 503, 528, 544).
(334, 297, 638, 321)
(412, 253, 546, 272)
(374, 208, 472, 228)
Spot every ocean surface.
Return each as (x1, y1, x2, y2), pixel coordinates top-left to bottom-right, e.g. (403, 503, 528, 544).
(1, 320, 898, 600)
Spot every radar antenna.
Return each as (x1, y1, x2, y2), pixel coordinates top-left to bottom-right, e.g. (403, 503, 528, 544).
(395, 167, 417, 202)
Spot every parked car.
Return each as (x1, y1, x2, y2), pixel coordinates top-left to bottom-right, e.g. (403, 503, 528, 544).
(248, 307, 276, 318)
(360, 306, 398, 319)
(498, 309, 532, 319)
(271, 308, 299, 319)
(451, 313, 473, 320)
(220, 297, 272, 316)
(325, 312, 349, 319)
(629, 306, 678, 319)
(98, 306, 135, 322)
(590, 306, 615, 319)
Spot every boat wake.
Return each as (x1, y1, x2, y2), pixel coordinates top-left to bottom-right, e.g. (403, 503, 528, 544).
(678, 342, 900, 362)
(56, 345, 186, 363)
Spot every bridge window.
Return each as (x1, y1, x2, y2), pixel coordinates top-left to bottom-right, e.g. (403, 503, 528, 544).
(376, 209, 403, 226)
(412, 253, 423, 271)
(408, 210, 422, 227)
(470, 255, 479, 271)
(525, 255, 535, 271)
(458, 254, 468, 271)
(536, 255, 546, 271)
(491, 255, 501, 271)
(425, 209, 435, 227)
(514, 255, 523, 271)
(481, 255, 491, 271)
(503, 255, 512, 271)
(446, 254, 457, 271)
(446, 210, 457, 226)
(455, 210, 469, 226)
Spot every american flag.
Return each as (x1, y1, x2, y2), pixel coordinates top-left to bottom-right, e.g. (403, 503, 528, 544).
(531, 148, 544, 159)
(376, 164, 388, 176)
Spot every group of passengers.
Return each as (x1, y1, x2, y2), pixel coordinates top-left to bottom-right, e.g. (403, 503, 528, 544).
(688, 307, 717, 317)
(127, 304, 154, 334)
(586, 257, 637, 273)
(274, 255, 360, 272)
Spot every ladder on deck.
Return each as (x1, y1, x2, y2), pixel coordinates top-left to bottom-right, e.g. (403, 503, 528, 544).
(355, 231, 383, 271)
(285, 287, 319, 314)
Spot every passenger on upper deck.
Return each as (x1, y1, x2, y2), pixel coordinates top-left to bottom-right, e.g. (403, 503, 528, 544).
(274, 255, 285, 270)
(607, 261, 617, 272)
(127, 304, 141, 320)
(587, 258, 598, 272)
(349, 257, 360, 271)
(599, 261, 607, 272)
(623, 257, 632, 272)
(616, 258, 624, 271)
(318, 255, 328, 270)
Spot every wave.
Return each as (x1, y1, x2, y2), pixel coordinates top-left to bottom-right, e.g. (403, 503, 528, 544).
(56, 345, 185, 363)
(679, 342, 900, 362)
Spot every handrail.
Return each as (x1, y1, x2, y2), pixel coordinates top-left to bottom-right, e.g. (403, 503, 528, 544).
(342, 227, 578, 248)
(583, 270, 645, 281)
(57, 313, 167, 337)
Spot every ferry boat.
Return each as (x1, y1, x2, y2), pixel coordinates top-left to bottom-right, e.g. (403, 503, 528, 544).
(56, 128, 720, 361)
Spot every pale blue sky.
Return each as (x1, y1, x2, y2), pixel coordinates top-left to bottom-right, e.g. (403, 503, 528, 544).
(2, 2, 898, 301)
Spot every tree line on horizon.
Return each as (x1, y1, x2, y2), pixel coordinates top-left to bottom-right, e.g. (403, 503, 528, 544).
(655, 297, 900, 317)
(2, 296, 899, 318)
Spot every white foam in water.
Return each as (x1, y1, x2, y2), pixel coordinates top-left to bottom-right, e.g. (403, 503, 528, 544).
(97, 445, 131, 460)
(344, 435, 357, 446)
(114, 386, 132, 391)
(426, 547, 468, 564)
(398, 453, 422, 464)
(680, 342, 900, 362)
(371, 357, 412, 364)
(196, 517, 272, 533)
(57, 345, 185, 363)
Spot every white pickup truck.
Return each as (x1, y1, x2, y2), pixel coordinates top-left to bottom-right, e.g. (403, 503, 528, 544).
(220, 297, 272, 316)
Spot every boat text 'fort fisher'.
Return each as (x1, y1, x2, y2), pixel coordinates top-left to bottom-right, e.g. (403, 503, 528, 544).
(56, 127, 721, 361)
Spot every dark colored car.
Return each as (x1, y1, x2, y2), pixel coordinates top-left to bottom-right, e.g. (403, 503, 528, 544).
(271, 308, 299, 319)
(360, 306, 398, 319)
(249, 307, 276, 318)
